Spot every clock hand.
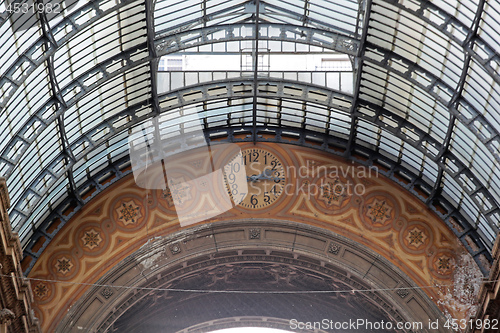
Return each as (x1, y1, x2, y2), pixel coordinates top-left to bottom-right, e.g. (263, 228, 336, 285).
(246, 175, 257, 182)
(247, 169, 285, 182)
(247, 168, 271, 182)
(247, 174, 267, 182)
(255, 168, 274, 180)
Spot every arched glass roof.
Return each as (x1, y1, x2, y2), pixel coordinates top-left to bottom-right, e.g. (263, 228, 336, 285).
(0, 0, 499, 275)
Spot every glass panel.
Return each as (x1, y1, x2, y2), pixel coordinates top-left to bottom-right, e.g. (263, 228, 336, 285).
(1, 0, 499, 252)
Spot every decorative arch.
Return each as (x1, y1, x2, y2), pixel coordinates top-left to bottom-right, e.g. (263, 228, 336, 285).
(27, 143, 481, 332)
(2, 0, 495, 277)
(57, 220, 445, 332)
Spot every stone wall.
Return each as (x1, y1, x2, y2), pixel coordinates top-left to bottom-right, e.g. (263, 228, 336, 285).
(471, 236, 500, 332)
(0, 178, 40, 333)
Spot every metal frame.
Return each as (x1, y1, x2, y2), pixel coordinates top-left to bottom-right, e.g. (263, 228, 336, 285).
(20, 121, 493, 275)
(382, 0, 500, 86)
(0, 0, 137, 112)
(146, 0, 160, 116)
(36, 0, 83, 209)
(0, 0, 498, 277)
(153, 0, 359, 38)
(252, 0, 261, 143)
(18, 76, 494, 275)
(362, 42, 500, 164)
(427, 0, 487, 206)
(345, 0, 372, 156)
(155, 23, 359, 56)
(0, 0, 140, 178)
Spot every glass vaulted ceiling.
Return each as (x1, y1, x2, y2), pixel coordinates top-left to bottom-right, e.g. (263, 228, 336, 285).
(0, 0, 499, 275)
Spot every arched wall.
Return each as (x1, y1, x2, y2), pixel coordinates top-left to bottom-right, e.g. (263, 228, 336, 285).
(27, 143, 481, 331)
(175, 317, 327, 333)
(58, 220, 445, 332)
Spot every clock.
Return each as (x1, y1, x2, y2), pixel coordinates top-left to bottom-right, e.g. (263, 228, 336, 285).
(224, 147, 286, 209)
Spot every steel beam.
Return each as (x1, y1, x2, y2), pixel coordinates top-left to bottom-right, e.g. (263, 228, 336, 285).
(45, 74, 500, 220)
(145, 0, 161, 116)
(154, 1, 248, 37)
(155, 23, 359, 57)
(357, 98, 499, 227)
(0, 42, 150, 175)
(21, 155, 131, 274)
(3, 22, 353, 179)
(0, 0, 136, 113)
(10, 75, 349, 237)
(36, 0, 83, 208)
(7, 0, 498, 280)
(302, 0, 310, 26)
(12, 68, 499, 273)
(70, 77, 352, 159)
(362, 42, 500, 164)
(426, 0, 486, 205)
(345, 0, 372, 157)
(0, 0, 140, 177)
(381, 0, 500, 86)
(21, 124, 493, 276)
(262, 1, 354, 36)
(3, 11, 149, 248)
(22, 73, 500, 235)
(252, 0, 261, 144)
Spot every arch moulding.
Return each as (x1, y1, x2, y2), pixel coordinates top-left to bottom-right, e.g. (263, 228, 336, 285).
(27, 143, 481, 331)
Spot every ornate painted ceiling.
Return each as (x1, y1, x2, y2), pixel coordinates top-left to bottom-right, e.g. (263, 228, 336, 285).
(27, 143, 480, 331)
(1, 0, 500, 331)
(1, 0, 499, 278)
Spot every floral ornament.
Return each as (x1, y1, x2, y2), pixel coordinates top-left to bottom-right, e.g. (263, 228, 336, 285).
(116, 200, 142, 226)
(435, 255, 453, 275)
(396, 289, 409, 299)
(33, 282, 49, 299)
(191, 159, 203, 169)
(101, 287, 114, 299)
(249, 228, 261, 239)
(55, 257, 73, 275)
(328, 242, 341, 255)
(320, 177, 347, 207)
(81, 229, 103, 250)
(405, 226, 428, 248)
(366, 198, 393, 225)
(198, 178, 208, 189)
(170, 243, 181, 255)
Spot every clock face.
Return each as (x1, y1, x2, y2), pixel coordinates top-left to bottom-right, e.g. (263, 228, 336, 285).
(224, 148, 286, 209)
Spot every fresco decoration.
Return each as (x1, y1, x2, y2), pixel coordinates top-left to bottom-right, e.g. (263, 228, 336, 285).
(27, 143, 481, 331)
(80, 228, 103, 251)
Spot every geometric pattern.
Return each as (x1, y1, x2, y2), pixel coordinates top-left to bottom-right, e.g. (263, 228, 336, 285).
(33, 283, 49, 299)
(320, 177, 348, 207)
(55, 257, 73, 275)
(116, 200, 141, 226)
(167, 177, 192, 207)
(434, 254, 453, 276)
(81, 229, 102, 250)
(28, 143, 480, 332)
(328, 242, 341, 255)
(101, 287, 114, 299)
(161, 187, 174, 207)
(396, 289, 409, 299)
(406, 226, 428, 249)
(249, 228, 261, 239)
(366, 199, 393, 225)
(170, 243, 182, 255)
